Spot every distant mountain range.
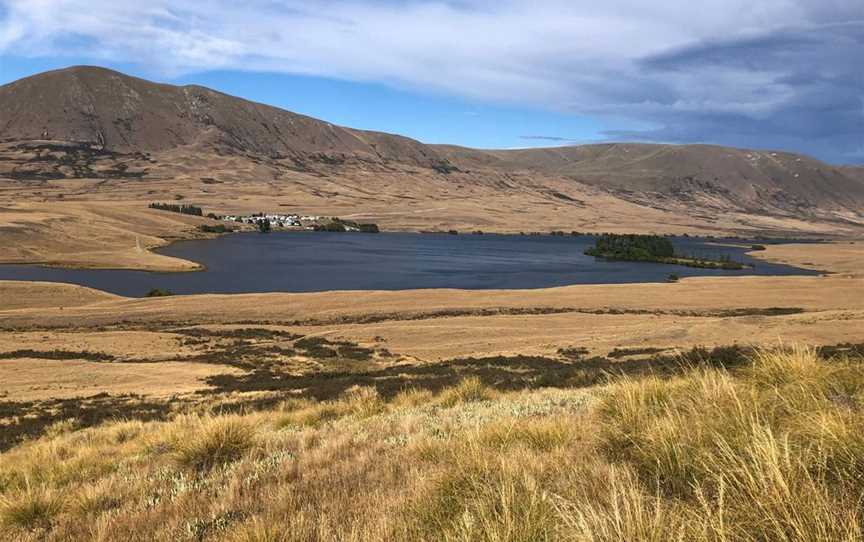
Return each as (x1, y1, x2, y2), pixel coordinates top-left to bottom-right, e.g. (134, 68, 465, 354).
(1, 66, 863, 233)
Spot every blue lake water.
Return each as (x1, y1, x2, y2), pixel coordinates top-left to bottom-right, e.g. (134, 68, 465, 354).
(0, 232, 818, 297)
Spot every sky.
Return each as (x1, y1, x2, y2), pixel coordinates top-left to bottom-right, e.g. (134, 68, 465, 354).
(0, 1, 861, 164)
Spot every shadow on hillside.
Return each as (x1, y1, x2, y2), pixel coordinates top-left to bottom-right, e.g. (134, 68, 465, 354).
(3, 343, 861, 453)
(201, 344, 757, 401)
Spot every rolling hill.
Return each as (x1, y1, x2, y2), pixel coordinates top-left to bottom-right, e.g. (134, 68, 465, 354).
(0, 65, 863, 242)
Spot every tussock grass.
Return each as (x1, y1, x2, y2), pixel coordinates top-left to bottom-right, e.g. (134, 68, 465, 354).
(436, 376, 497, 407)
(172, 415, 256, 471)
(226, 518, 290, 542)
(391, 387, 435, 408)
(591, 346, 864, 540)
(1, 346, 863, 541)
(0, 483, 64, 531)
(276, 386, 384, 428)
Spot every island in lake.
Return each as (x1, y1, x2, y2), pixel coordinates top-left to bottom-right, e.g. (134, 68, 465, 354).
(585, 234, 749, 270)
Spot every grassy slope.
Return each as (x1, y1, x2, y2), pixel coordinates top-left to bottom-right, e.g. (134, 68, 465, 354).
(1, 347, 863, 541)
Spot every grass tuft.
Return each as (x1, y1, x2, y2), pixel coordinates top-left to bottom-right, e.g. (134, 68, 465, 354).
(0, 484, 64, 531)
(173, 416, 256, 471)
(436, 376, 496, 407)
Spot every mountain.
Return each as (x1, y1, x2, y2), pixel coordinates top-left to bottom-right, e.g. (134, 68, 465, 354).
(0, 66, 451, 169)
(1, 66, 863, 236)
(435, 143, 864, 213)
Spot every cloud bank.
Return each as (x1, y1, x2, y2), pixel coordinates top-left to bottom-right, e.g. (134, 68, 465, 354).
(1, 0, 861, 162)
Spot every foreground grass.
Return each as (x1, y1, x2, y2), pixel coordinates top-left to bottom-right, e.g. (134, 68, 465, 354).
(1, 348, 862, 540)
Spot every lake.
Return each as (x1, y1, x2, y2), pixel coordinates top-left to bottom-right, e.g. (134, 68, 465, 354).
(0, 232, 818, 297)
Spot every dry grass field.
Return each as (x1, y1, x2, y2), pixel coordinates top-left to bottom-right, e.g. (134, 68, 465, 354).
(2, 170, 862, 271)
(2, 347, 864, 541)
(0, 204, 862, 539)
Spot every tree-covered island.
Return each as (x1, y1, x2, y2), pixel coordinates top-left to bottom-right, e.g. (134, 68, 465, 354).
(585, 234, 748, 270)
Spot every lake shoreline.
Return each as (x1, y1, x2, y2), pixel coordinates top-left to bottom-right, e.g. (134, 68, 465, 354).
(0, 232, 821, 298)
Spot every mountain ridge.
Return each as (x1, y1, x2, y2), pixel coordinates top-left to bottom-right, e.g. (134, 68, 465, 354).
(0, 65, 452, 170)
(1, 65, 863, 233)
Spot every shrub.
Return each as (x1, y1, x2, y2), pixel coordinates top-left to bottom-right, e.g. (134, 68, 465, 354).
(256, 218, 272, 233)
(607, 347, 667, 359)
(145, 288, 174, 297)
(0, 349, 114, 362)
(558, 346, 590, 360)
(294, 336, 338, 358)
(358, 223, 380, 233)
(149, 202, 203, 216)
(313, 222, 345, 232)
(199, 224, 232, 233)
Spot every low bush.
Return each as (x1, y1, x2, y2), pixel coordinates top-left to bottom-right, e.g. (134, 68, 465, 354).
(557, 346, 590, 360)
(199, 224, 232, 234)
(145, 288, 174, 297)
(148, 202, 203, 216)
(0, 349, 114, 362)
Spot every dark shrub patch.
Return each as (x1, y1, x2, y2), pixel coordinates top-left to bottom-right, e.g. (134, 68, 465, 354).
(172, 328, 303, 341)
(608, 347, 668, 359)
(145, 288, 174, 297)
(294, 336, 374, 361)
(149, 202, 203, 216)
(295, 337, 338, 358)
(198, 224, 232, 234)
(557, 346, 590, 360)
(0, 349, 115, 362)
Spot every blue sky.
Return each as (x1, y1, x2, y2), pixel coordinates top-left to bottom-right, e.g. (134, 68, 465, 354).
(0, 1, 861, 163)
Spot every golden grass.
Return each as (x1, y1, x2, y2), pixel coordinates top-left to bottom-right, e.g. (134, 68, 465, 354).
(436, 376, 498, 407)
(0, 483, 64, 531)
(1, 347, 862, 540)
(172, 415, 257, 471)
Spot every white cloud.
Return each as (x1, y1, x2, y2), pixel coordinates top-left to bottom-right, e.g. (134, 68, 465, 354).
(0, 0, 861, 161)
(0, 1, 810, 94)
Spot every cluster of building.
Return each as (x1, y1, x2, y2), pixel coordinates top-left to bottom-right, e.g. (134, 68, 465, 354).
(217, 212, 379, 233)
(220, 213, 322, 229)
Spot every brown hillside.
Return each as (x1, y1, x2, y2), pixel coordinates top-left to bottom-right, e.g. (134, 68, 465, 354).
(0, 66, 451, 169)
(435, 143, 864, 212)
(0, 65, 863, 254)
